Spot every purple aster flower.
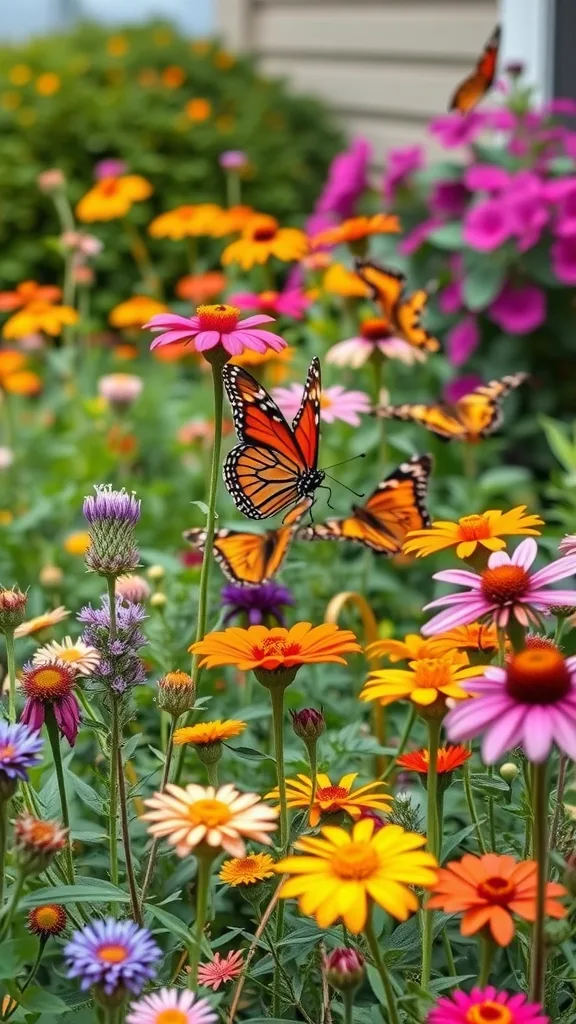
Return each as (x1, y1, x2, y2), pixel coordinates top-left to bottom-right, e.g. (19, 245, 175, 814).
(489, 282, 546, 334)
(64, 917, 161, 996)
(218, 150, 248, 170)
(552, 235, 576, 284)
(83, 484, 141, 576)
(0, 721, 43, 798)
(446, 315, 480, 366)
(20, 662, 81, 746)
(383, 145, 424, 202)
(316, 137, 371, 219)
(429, 180, 470, 217)
(221, 581, 295, 626)
(94, 159, 127, 180)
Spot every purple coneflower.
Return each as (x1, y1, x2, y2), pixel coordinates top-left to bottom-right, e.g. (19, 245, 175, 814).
(64, 918, 161, 996)
(20, 662, 81, 746)
(144, 303, 286, 358)
(221, 581, 294, 626)
(127, 988, 217, 1024)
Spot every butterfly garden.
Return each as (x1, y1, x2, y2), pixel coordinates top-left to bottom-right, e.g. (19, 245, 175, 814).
(1, 16, 576, 1024)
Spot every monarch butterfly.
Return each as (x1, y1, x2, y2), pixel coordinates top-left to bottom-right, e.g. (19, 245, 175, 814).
(297, 455, 432, 554)
(355, 260, 440, 353)
(376, 373, 528, 443)
(222, 357, 324, 520)
(450, 26, 501, 114)
(184, 522, 297, 586)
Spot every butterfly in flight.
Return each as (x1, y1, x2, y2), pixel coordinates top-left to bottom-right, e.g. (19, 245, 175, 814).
(297, 455, 432, 554)
(355, 260, 440, 353)
(450, 25, 501, 113)
(184, 521, 299, 586)
(376, 373, 528, 443)
(222, 357, 324, 521)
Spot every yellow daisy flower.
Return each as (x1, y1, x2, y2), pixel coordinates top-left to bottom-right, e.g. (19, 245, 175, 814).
(219, 852, 275, 886)
(221, 214, 308, 270)
(403, 506, 543, 560)
(267, 773, 391, 828)
(173, 720, 246, 747)
(275, 818, 438, 933)
(15, 606, 70, 638)
(366, 633, 441, 664)
(424, 622, 500, 658)
(3, 301, 78, 339)
(360, 651, 477, 709)
(109, 296, 167, 329)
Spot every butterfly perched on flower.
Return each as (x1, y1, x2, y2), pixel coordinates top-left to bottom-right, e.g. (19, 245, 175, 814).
(450, 25, 501, 113)
(222, 358, 324, 520)
(376, 373, 528, 443)
(297, 455, 432, 554)
(184, 522, 298, 586)
(355, 260, 439, 353)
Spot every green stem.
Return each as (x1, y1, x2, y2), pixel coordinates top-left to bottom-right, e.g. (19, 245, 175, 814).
(343, 989, 354, 1024)
(270, 685, 288, 849)
(364, 911, 400, 1024)
(306, 739, 318, 813)
(487, 765, 497, 852)
(463, 756, 488, 854)
(140, 718, 176, 908)
(550, 754, 568, 850)
(381, 705, 416, 781)
(44, 706, 74, 884)
(478, 933, 495, 986)
(0, 800, 7, 906)
(187, 854, 213, 989)
(20, 936, 48, 993)
(0, 871, 25, 942)
(114, 698, 142, 925)
(530, 761, 549, 1004)
(507, 616, 526, 653)
(108, 698, 119, 894)
(225, 170, 241, 208)
(421, 717, 441, 988)
(206, 761, 219, 787)
(442, 930, 457, 977)
(5, 631, 17, 724)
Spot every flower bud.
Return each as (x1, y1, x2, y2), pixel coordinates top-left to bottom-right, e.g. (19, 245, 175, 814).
(549, 605, 576, 619)
(544, 919, 571, 947)
(254, 666, 299, 691)
(146, 564, 165, 582)
(156, 670, 196, 719)
(150, 592, 167, 610)
(505, 61, 525, 80)
(13, 814, 68, 876)
(500, 762, 519, 783)
(116, 573, 151, 604)
(28, 903, 67, 938)
(39, 565, 63, 589)
(324, 948, 365, 991)
(83, 484, 140, 576)
(0, 587, 28, 633)
(37, 168, 65, 193)
(195, 741, 223, 766)
(290, 707, 325, 742)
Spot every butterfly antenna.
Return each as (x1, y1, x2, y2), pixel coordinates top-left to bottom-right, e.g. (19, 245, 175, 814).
(322, 453, 366, 471)
(319, 484, 335, 510)
(325, 473, 365, 499)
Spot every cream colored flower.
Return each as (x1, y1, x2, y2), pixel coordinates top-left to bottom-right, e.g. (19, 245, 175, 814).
(32, 636, 100, 676)
(15, 606, 70, 638)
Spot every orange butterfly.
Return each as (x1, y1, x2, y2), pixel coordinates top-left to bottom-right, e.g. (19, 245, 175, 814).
(184, 522, 297, 586)
(355, 260, 439, 353)
(222, 357, 324, 520)
(450, 26, 501, 113)
(376, 373, 528, 443)
(297, 455, 432, 554)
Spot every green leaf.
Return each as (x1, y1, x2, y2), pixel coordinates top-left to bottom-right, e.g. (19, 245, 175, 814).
(428, 222, 463, 249)
(17, 987, 71, 1014)
(462, 261, 506, 310)
(21, 882, 129, 907)
(470, 773, 510, 796)
(0, 938, 37, 978)
(146, 904, 196, 949)
(67, 771, 105, 816)
(540, 416, 576, 472)
(228, 745, 276, 763)
(442, 821, 486, 862)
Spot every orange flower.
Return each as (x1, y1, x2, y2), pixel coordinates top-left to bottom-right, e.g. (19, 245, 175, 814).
(428, 853, 567, 945)
(221, 215, 308, 270)
(0, 281, 61, 312)
(191, 622, 361, 672)
(424, 622, 500, 658)
(209, 205, 256, 238)
(106, 35, 128, 57)
(109, 296, 167, 329)
(322, 263, 370, 298)
(396, 745, 471, 774)
(3, 302, 77, 340)
(151, 341, 192, 363)
(366, 633, 441, 664)
(161, 65, 185, 88)
(185, 98, 212, 121)
(35, 73, 60, 96)
(403, 507, 544, 559)
(360, 651, 476, 709)
(175, 272, 226, 303)
(214, 50, 235, 70)
(267, 772, 391, 827)
(148, 203, 223, 240)
(0, 350, 42, 395)
(76, 175, 152, 222)
(311, 213, 401, 249)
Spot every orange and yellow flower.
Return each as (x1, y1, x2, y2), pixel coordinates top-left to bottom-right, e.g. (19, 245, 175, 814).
(267, 772, 391, 827)
(396, 745, 471, 775)
(15, 606, 70, 638)
(35, 73, 60, 96)
(366, 633, 441, 664)
(175, 272, 226, 303)
(63, 531, 91, 556)
(275, 818, 438, 933)
(360, 651, 477, 709)
(0, 351, 42, 395)
(190, 622, 360, 672)
(424, 622, 500, 658)
(310, 213, 401, 249)
(174, 720, 246, 747)
(0, 281, 61, 312)
(428, 853, 566, 946)
(219, 852, 275, 886)
(403, 507, 544, 560)
(322, 263, 371, 298)
(3, 302, 77, 340)
(221, 215, 308, 270)
(76, 175, 153, 222)
(185, 98, 212, 121)
(209, 205, 257, 237)
(161, 65, 186, 88)
(109, 296, 167, 330)
(148, 203, 223, 240)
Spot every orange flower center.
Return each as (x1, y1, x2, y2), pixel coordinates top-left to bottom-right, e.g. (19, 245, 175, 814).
(477, 874, 515, 903)
(331, 841, 379, 880)
(188, 798, 232, 829)
(506, 649, 571, 704)
(24, 665, 74, 700)
(457, 514, 492, 541)
(33, 905, 60, 928)
(360, 317, 391, 341)
(196, 303, 240, 332)
(177, 206, 197, 220)
(465, 1003, 512, 1024)
(258, 290, 278, 309)
(29, 821, 58, 845)
(234, 856, 258, 871)
(412, 658, 453, 690)
(99, 178, 120, 197)
(480, 565, 530, 605)
(254, 637, 301, 660)
(0, 744, 15, 759)
(316, 785, 349, 804)
(97, 944, 129, 964)
(157, 1011, 188, 1024)
(162, 671, 193, 688)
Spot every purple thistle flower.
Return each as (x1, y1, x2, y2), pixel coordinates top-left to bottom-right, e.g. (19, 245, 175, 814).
(83, 485, 140, 527)
(83, 485, 141, 576)
(221, 581, 295, 626)
(64, 917, 161, 996)
(78, 597, 147, 694)
(0, 721, 43, 798)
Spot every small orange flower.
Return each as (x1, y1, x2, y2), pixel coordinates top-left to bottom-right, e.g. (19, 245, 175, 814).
(63, 531, 91, 556)
(311, 214, 401, 249)
(185, 98, 212, 122)
(209, 205, 256, 238)
(109, 296, 167, 329)
(174, 720, 246, 746)
(35, 73, 60, 96)
(428, 853, 567, 945)
(396, 745, 471, 774)
(106, 35, 128, 57)
(3, 302, 77, 340)
(191, 622, 361, 672)
(161, 65, 185, 88)
(424, 622, 500, 658)
(322, 263, 370, 298)
(28, 904, 67, 937)
(0, 281, 61, 312)
(366, 633, 441, 664)
(9, 64, 32, 86)
(0, 350, 42, 395)
(267, 772, 391, 827)
(175, 271, 226, 303)
(221, 215, 309, 269)
(148, 203, 223, 240)
(15, 606, 70, 638)
(214, 50, 235, 70)
(76, 175, 152, 222)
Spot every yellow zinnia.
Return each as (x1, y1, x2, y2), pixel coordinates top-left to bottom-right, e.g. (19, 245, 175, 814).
(424, 621, 500, 658)
(174, 720, 246, 746)
(221, 214, 308, 270)
(109, 296, 167, 329)
(219, 852, 275, 886)
(275, 818, 438, 933)
(360, 651, 477, 709)
(267, 772, 391, 828)
(148, 203, 223, 240)
(366, 633, 441, 664)
(3, 301, 77, 339)
(403, 506, 543, 560)
(76, 175, 152, 222)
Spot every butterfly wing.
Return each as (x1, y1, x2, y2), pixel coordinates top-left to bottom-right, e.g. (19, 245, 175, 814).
(224, 444, 303, 519)
(450, 25, 501, 113)
(222, 363, 305, 464)
(395, 290, 440, 353)
(356, 260, 438, 352)
(355, 260, 405, 321)
(184, 525, 295, 585)
(376, 402, 467, 440)
(456, 371, 528, 441)
(291, 357, 321, 470)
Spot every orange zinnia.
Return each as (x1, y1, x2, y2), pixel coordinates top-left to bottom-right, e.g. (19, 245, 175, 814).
(3, 302, 77, 340)
(109, 296, 167, 329)
(396, 745, 471, 774)
(310, 213, 401, 249)
(0, 350, 42, 395)
(424, 621, 500, 658)
(175, 272, 226, 303)
(0, 280, 61, 311)
(209, 205, 256, 237)
(366, 633, 441, 664)
(190, 622, 360, 671)
(428, 853, 567, 946)
(76, 175, 153, 222)
(221, 214, 308, 269)
(148, 203, 223, 240)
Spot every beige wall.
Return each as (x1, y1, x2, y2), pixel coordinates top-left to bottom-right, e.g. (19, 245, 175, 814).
(217, 0, 499, 161)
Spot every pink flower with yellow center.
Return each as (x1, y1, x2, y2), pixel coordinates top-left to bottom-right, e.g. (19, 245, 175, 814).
(20, 661, 81, 745)
(271, 383, 370, 426)
(196, 949, 243, 991)
(427, 986, 548, 1024)
(327, 317, 426, 369)
(144, 303, 286, 357)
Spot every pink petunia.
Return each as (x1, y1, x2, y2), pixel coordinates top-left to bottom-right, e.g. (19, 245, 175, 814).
(197, 950, 243, 991)
(489, 282, 546, 334)
(463, 198, 514, 252)
(144, 304, 286, 357)
(504, 171, 549, 251)
(438, 279, 464, 316)
(427, 985, 548, 1024)
(383, 145, 424, 202)
(429, 180, 470, 218)
(228, 289, 311, 320)
(399, 218, 440, 256)
(443, 375, 484, 403)
(446, 316, 480, 366)
(429, 112, 487, 149)
(272, 383, 371, 426)
(552, 235, 576, 284)
(464, 165, 511, 193)
(316, 138, 372, 219)
(422, 537, 576, 635)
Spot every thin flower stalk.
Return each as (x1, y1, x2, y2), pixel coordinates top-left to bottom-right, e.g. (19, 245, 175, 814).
(421, 717, 441, 988)
(5, 631, 17, 725)
(44, 707, 74, 884)
(115, 710, 143, 925)
(187, 853, 214, 990)
(364, 912, 400, 1024)
(107, 577, 119, 896)
(139, 718, 177, 908)
(530, 761, 549, 1004)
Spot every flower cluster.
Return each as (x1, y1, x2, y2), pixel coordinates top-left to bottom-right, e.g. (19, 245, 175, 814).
(78, 596, 147, 695)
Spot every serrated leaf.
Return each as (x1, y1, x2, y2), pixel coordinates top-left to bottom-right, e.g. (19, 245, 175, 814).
(67, 771, 105, 816)
(471, 773, 509, 795)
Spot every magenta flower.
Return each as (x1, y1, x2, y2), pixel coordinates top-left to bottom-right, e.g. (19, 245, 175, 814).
(427, 986, 548, 1024)
(446, 316, 480, 366)
(422, 538, 576, 634)
(489, 282, 546, 334)
(445, 649, 576, 764)
(505, 171, 549, 251)
(464, 165, 511, 193)
(429, 180, 470, 217)
(383, 145, 424, 202)
(553, 181, 576, 237)
(443, 375, 484, 403)
(399, 217, 440, 256)
(144, 304, 286, 357)
(552, 235, 576, 284)
(20, 662, 81, 746)
(429, 112, 487, 148)
(94, 158, 127, 180)
(272, 383, 370, 426)
(316, 138, 371, 218)
(438, 279, 464, 315)
(228, 289, 311, 320)
(218, 150, 248, 170)
(463, 198, 514, 252)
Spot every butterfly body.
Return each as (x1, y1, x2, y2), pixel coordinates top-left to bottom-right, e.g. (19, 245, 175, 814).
(355, 260, 439, 353)
(450, 25, 501, 113)
(184, 523, 296, 585)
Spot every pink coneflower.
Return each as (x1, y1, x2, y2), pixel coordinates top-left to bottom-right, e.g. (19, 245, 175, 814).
(144, 304, 286, 357)
(327, 318, 426, 368)
(427, 986, 548, 1024)
(489, 282, 546, 334)
(94, 158, 127, 180)
(445, 648, 576, 764)
(559, 534, 576, 556)
(228, 289, 311, 320)
(422, 538, 576, 634)
(197, 949, 243, 991)
(463, 198, 514, 252)
(20, 662, 81, 746)
(98, 373, 143, 409)
(127, 988, 217, 1024)
(271, 383, 370, 426)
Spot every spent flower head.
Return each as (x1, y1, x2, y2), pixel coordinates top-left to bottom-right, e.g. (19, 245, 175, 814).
(13, 814, 68, 875)
(0, 586, 28, 633)
(83, 484, 141, 576)
(156, 670, 196, 718)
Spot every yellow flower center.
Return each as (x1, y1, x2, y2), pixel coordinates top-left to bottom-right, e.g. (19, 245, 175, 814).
(97, 944, 128, 964)
(319, 394, 333, 410)
(316, 785, 349, 804)
(157, 1011, 188, 1024)
(58, 649, 83, 663)
(506, 649, 571, 704)
(465, 1003, 512, 1024)
(412, 658, 453, 690)
(477, 874, 515, 904)
(31, 667, 64, 689)
(360, 317, 391, 341)
(33, 905, 60, 929)
(188, 798, 232, 828)
(196, 303, 240, 332)
(457, 514, 492, 541)
(0, 744, 15, 760)
(331, 841, 379, 880)
(480, 564, 530, 605)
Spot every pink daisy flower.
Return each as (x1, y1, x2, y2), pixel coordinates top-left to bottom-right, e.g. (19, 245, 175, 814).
(559, 534, 576, 556)
(327, 318, 426, 369)
(197, 949, 243, 991)
(427, 986, 548, 1024)
(127, 987, 217, 1024)
(228, 289, 311, 320)
(271, 383, 370, 426)
(445, 647, 576, 764)
(144, 303, 286, 357)
(422, 538, 576, 635)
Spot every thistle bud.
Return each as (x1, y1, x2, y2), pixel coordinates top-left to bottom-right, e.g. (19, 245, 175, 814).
(156, 670, 196, 719)
(13, 814, 68, 876)
(544, 919, 571, 947)
(500, 762, 519, 783)
(324, 948, 365, 991)
(83, 484, 140, 576)
(195, 741, 223, 767)
(290, 708, 325, 742)
(0, 587, 28, 633)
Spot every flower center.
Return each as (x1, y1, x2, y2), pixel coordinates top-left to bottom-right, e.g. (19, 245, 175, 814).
(97, 943, 129, 964)
(157, 1012, 188, 1024)
(465, 1003, 512, 1024)
(31, 667, 65, 689)
(258, 290, 278, 310)
(316, 785, 349, 804)
(177, 206, 197, 221)
(360, 317, 391, 341)
(196, 303, 240, 332)
(480, 564, 530, 605)
(188, 798, 232, 828)
(0, 744, 15, 760)
(29, 822, 57, 845)
(99, 178, 120, 197)
(24, 664, 74, 701)
(412, 658, 453, 689)
(58, 649, 83, 663)
(256, 637, 301, 659)
(249, 216, 279, 242)
(34, 906, 60, 928)
(331, 841, 379, 880)
(319, 393, 333, 410)
(163, 671, 193, 688)
(234, 856, 257, 871)
(477, 875, 515, 903)
(458, 514, 492, 541)
(506, 649, 572, 704)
